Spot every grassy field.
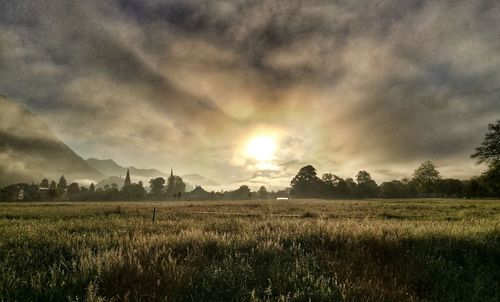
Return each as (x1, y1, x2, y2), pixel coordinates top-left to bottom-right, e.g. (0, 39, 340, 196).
(0, 199, 499, 301)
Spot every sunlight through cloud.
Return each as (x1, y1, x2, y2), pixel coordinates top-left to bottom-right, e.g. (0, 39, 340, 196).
(245, 135, 277, 162)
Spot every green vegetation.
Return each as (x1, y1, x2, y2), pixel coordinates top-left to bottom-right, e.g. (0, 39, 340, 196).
(0, 199, 499, 301)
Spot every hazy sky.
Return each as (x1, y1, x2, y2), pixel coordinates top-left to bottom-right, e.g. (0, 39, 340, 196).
(1, 0, 499, 188)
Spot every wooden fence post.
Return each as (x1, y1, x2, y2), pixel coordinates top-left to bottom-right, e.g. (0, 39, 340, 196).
(152, 207, 156, 222)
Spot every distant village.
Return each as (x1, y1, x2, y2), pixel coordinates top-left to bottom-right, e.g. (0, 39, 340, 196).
(0, 168, 290, 202)
(1, 159, 499, 202)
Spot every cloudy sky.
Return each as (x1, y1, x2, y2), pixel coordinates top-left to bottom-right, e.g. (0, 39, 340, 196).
(1, 0, 499, 188)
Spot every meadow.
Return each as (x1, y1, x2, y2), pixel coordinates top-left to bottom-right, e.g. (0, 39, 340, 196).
(0, 199, 499, 301)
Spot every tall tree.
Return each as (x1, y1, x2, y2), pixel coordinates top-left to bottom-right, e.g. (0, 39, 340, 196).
(412, 161, 441, 196)
(126, 183, 147, 200)
(257, 186, 268, 200)
(67, 183, 80, 195)
(321, 173, 349, 198)
(57, 175, 67, 189)
(166, 175, 186, 198)
(40, 178, 49, 188)
(332, 175, 350, 198)
(321, 173, 335, 198)
(471, 120, 500, 166)
(290, 165, 322, 198)
(49, 180, 57, 200)
(232, 185, 251, 200)
(345, 178, 357, 197)
(355, 170, 378, 198)
(471, 121, 500, 197)
(479, 162, 500, 197)
(149, 177, 165, 195)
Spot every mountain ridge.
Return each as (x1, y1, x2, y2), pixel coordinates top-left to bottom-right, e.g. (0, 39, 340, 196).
(0, 96, 103, 186)
(85, 158, 168, 178)
(181, 174, 220, 186)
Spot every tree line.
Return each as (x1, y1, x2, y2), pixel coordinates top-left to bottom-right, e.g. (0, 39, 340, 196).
(290, 160, 498, 199)
(0, 172, 288, 202)
(290, 120, 500, 199)
(1, 120, 499, 201)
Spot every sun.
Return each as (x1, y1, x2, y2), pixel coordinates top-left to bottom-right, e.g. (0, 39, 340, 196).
(245, 135, 277, 161)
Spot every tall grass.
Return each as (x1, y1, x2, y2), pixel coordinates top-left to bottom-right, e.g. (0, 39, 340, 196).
(0, 199, 498, 301)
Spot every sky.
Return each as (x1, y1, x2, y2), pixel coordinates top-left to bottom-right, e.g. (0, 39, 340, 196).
(1, 0, 499, 189)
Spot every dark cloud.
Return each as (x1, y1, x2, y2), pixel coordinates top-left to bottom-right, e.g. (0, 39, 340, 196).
(1, 0, 499, 185)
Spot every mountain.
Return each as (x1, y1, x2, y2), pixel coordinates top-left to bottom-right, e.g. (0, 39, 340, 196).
(86, 159, 217, 191)
(85, 158, 124, 177)
(0, 95, 103, 186)
(86, 158, 216, 188)
(85, 158, 168, 178)
(182, 174, 220, 186)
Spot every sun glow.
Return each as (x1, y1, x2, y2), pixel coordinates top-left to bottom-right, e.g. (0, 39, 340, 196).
(245, 135, 277, 162)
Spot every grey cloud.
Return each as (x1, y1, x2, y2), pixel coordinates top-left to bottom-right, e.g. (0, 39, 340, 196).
(1, 0, 499, 185)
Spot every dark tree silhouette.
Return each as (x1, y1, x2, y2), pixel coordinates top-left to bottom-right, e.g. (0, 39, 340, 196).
(67, 182, 80, 195)
(321, 173, 335, 198)
(470, 121, 500, 197)
(412, 161, 441, 197)
(437, 179, 464, 198)
(232, 185, 251, 199)
(380, 180, 408, 198)
(290, 165, 322, 198)
(471, 120, 500, 166)
(257, 186, 268, 200)
(166, 175, 186, 198)
(149, 177, 165, 195)
(126, 183, 147, 200)
(57, 175, 67, 189)
(333, 175, 350, 198)
(321, 173, 350, 198)
(479, 162, 500, 197)
(355, 170, 378, 198)
(48, 180, 57, 200)
(40, 178, 49, 188)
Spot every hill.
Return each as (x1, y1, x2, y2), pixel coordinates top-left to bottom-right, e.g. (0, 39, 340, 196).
(87, 158, 218, 188)
(85, 158, 168, 178)
(182, 174, 220, 186)
(0, 95, 103, 186)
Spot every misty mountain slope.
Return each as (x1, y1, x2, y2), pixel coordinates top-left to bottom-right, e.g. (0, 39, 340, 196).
(86, 158, 219, 188)
(85, 158, 129, 177)
(182, 174, 220, 186)
(86, 158, 168, 178)
(0, 95, 103, 186)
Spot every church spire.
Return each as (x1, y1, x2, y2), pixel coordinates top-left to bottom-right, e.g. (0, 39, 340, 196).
(124, 169, 131, 187)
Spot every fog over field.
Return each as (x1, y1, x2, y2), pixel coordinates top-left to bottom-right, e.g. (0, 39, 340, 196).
(1, 0, 500, 187)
